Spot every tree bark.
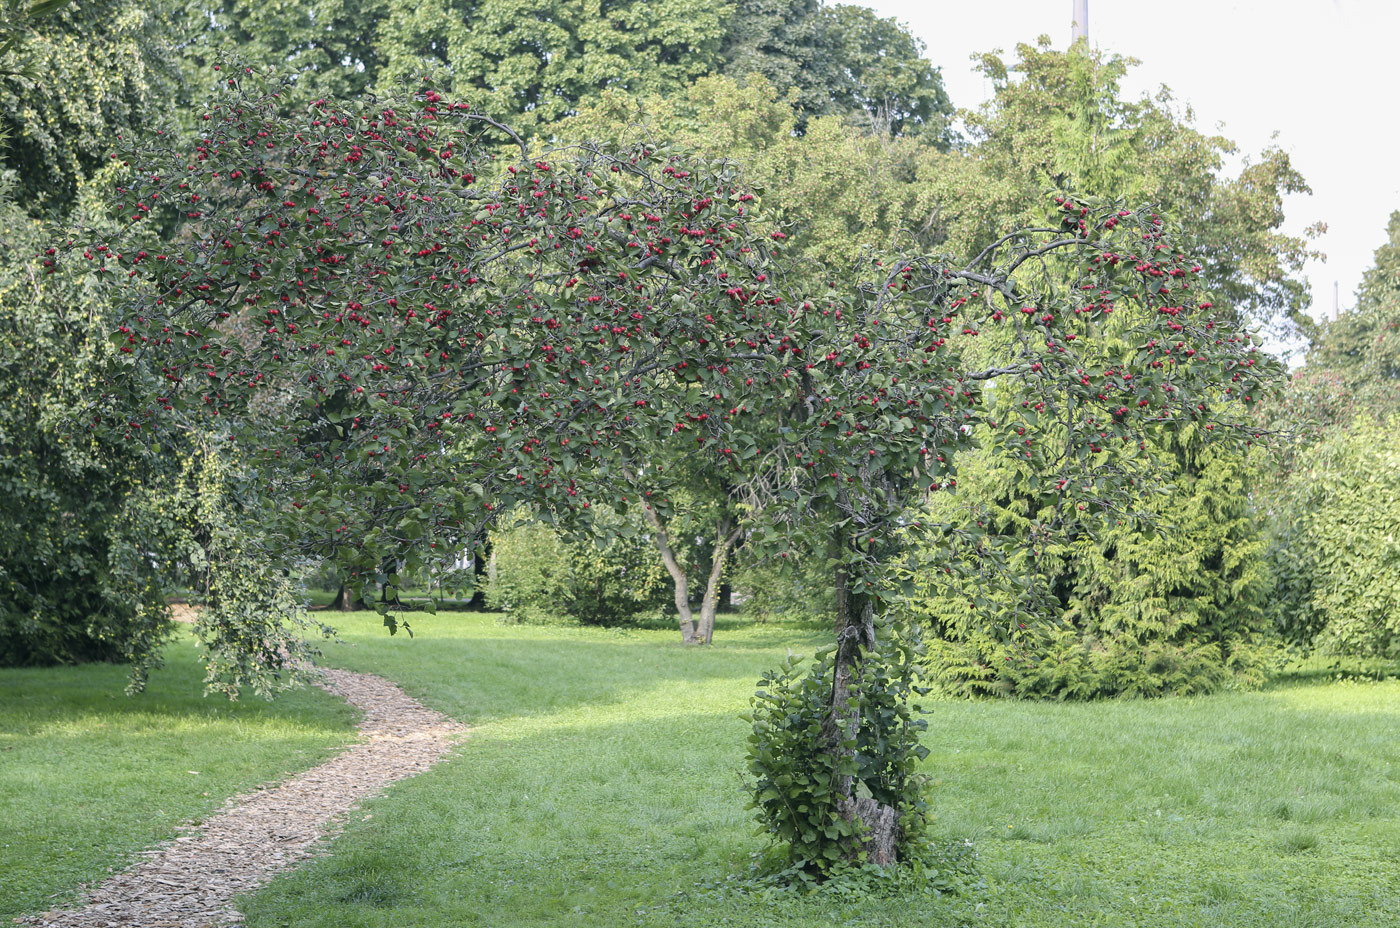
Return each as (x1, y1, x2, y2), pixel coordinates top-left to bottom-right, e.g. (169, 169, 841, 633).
(827, 580, 901, 865)
(328, 584, 359, 611)
(639, 503, 697, 643)
(831, 526, 850, 637)
(694, 518, 743, 645)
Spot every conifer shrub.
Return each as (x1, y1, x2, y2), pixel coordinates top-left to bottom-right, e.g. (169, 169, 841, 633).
(910, 442, 1278, 699)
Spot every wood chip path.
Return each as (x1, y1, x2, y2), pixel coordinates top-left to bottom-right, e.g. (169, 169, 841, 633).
(22, 668, 467, 928)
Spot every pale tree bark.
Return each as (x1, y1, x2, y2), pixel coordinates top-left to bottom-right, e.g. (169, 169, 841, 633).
(693, 517, 744, 645)
(639, 503, 698, 643)
(640, 504, 743, 645)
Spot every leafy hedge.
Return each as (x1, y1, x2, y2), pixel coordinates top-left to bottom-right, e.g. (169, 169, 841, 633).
(0, 207, 174, 686)
(486, 508, 672, 626)
(1265, 415, 1400, 658)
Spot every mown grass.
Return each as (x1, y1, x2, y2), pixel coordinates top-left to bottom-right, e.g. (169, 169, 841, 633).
(0, 631, 358, 920)
(237, 612, 1400, 928)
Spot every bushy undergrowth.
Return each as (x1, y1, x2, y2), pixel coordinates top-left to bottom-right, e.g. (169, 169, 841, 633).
(487, 508, 671, 626)
(1264, 415, 1400, 659)
(746, 626, 932, 880)
(733, 557, 835, 626)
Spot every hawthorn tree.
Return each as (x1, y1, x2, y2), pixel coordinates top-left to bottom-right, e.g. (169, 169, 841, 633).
(57, 67, 1279, 869)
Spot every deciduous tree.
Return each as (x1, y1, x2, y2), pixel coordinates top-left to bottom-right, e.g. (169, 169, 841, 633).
(60, 70, 1279, 865)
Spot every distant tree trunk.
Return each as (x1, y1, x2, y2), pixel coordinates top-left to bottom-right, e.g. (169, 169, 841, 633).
(469, 539, 490, 609)
(328, 584, 359, 611)
(640, 504, 697, 643)
(694, 517, 743, 645)
(826, 561, 900, 865)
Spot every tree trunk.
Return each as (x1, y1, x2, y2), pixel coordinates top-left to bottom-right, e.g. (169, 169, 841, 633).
(694, 518, 743, 645)
(827, 581, 901, 865)
(833, 567, 850, 638)
(328, 584, 359, 611)
(639, 503, 697, 643)
(469, 539, 490, 609)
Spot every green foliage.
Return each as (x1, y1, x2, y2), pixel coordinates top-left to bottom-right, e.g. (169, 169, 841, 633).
(1264, 415, 1400, 659)
(201, 0, 948, 141)
(0, 1, 73, 76)
(421, 0, 732, 137)
(734, 556, 833, 625)
(488, 509, 671, 626)
(0, 0, 188, 217)
(199, 0, 391, 102)
(1307, 210, 1400, 415)
(181, 448, 336, 698)
(1259, 214, 1400, 660)
(912, 444, 1278, 699)
(718, 1, 952, 137)
(938, 39, 1317, 332)
(485, 516, 574, 625)
(746, 627, 931, 879)
(0, 204, 175, 687)
(208, 0, 735, 136)
(562, 74, 943, 276)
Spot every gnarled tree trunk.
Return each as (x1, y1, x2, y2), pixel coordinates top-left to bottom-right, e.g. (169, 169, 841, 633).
(827, 577, 901, 865)
(641, 506, 743, 645)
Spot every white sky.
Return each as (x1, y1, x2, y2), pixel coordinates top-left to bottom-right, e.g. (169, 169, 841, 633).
(867, 0, 1400, 333)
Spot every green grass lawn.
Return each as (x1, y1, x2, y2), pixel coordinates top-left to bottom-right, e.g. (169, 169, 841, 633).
(0, 631, 358, 921)
(230, 612, 1400, 928)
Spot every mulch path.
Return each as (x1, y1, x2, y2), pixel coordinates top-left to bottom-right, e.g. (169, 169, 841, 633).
(22, 668, 467, 928)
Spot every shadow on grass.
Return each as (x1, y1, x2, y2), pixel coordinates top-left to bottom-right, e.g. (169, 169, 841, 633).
(0, 637, 358, 733)
(316, 612, 829, 725)
(1262, 657, 1400, 690)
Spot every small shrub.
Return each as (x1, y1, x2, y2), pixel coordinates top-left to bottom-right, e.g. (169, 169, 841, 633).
(485, 517, 575, 625)
(746, 626, 932, 881)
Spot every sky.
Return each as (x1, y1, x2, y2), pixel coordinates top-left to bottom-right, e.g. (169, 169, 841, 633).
(866, 0, 1400, 343)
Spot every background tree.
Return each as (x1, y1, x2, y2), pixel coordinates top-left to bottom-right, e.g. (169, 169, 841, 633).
(554, 75, 946, 633)
(912, 435, 1276, 699)
(912, 39, 1318, 334)
(486, 504, 673, 627)
(1306, 210, 1400, 414)
(0, 198, 175, 686)
(1256, 213, 1400, 659)
(0, 0, 189, 217)
(197, 0, 390, 102)
(719, 0, 952, 136)
(867, 41, 1315, 698)
(0, 1, 193, 686)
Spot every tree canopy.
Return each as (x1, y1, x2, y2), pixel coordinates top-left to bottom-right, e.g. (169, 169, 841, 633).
(52, 66, 1277, 661)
